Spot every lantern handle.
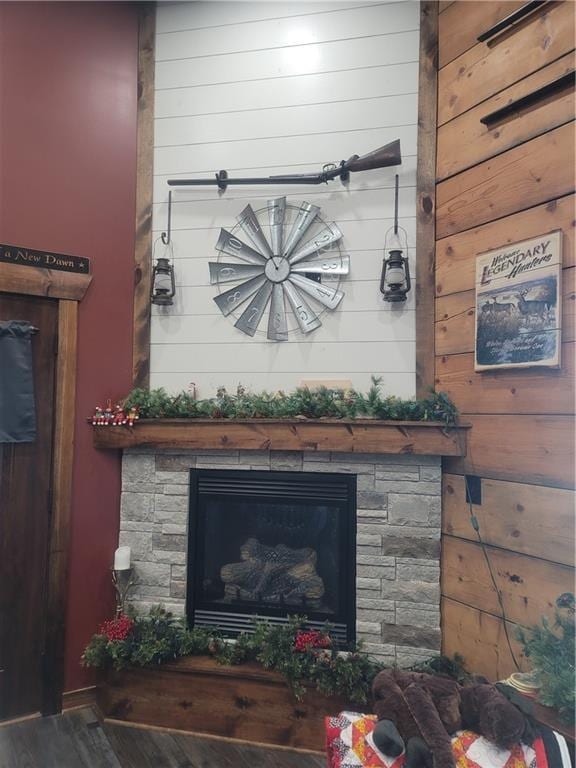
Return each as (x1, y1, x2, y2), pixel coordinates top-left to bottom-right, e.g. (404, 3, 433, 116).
(161, 190, 172, 245)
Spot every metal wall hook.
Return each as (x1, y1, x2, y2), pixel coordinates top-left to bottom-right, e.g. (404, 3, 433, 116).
(161, 190, 172, 245)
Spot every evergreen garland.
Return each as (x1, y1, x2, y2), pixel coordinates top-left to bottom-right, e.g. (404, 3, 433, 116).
(122, 378, 458, 426)
(82, 607, 465, 704)
(517, 593, 575, 723)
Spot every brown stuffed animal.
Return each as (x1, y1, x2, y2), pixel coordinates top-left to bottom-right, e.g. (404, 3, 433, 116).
(371, 670, 527, 768)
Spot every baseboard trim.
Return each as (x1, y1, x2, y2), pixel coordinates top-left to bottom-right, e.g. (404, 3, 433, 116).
(62, 686, 97, 711)
(103, 716, 325, 755)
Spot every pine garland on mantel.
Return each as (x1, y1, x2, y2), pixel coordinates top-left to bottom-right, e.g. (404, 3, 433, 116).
(121, 378, 458, 426)
(82, 607, 467, 703)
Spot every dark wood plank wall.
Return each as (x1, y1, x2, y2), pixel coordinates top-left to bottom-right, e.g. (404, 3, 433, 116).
(435, 0, 576, 679)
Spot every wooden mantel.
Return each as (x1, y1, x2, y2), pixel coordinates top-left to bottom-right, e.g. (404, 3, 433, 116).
(92, 418, 468, 456)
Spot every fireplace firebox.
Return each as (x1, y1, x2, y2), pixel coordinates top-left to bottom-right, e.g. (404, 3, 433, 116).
(187, 469, 356, 643)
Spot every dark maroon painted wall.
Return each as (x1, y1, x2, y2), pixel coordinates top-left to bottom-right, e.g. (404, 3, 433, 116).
(0, 2, 139, 691)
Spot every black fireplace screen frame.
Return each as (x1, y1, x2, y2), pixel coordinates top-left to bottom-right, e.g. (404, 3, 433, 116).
(186, 468, 357, 644)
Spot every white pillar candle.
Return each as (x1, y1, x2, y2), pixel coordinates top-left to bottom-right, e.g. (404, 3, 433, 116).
(114, 546, 131, 571)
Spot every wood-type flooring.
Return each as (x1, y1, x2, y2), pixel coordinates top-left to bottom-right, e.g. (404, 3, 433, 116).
(0, 707, 325, 767)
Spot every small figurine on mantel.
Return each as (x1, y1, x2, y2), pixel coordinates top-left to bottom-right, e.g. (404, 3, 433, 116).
(113, 404, 127, 426)
(91, 406, 104, 426)
(126, 405, 140, 426)
(89, 401, 139, 427)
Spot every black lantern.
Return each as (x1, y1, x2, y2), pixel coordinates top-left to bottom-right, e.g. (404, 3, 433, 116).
(151, 256, 175, 306)
(380, 175, 411, 302)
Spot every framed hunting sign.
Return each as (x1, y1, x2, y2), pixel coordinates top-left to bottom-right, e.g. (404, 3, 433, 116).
(474, 231, 562, 371)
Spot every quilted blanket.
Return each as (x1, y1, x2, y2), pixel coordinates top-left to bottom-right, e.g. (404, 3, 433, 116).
(326, 712, 549, 768)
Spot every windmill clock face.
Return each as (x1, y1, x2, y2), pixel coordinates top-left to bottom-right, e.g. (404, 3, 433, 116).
(209, 198, 349, 340)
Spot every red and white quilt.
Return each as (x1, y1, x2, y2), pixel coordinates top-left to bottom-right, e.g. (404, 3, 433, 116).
(325, 712, 549, 768)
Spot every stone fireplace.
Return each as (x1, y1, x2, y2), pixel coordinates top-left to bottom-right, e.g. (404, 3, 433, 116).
(119, 448, 442, 667)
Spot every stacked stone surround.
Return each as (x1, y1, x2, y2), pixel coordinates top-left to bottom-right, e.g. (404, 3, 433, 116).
(120, 448, 442, 667)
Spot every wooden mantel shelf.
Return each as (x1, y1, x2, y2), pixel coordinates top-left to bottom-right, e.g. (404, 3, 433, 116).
(92, 418, 468, 456)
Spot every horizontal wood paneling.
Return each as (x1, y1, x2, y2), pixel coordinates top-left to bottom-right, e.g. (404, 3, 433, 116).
(152, 309, 415, 345)
(155, 93, 418, 148)
(435, 194, 576, 297)
(156, 2, 365, 34)
(152, 2, 420, 397)
(437, 0, 575, 684)
(438, 1, 575, 125)
(442, 535, 574, 626)
(441, 597, 527, 680)
(438, 1, 523, 68)
(156, 30, 420, 91)
(154, 123, 417, 177)
(442, 473, 575, 566)
(154, 186, 417, 230)
(151, 339, 415, 374)
(435, 266, 575, 354)
(437, 53, 576, 181)
(436, 122, 576, 238)
(435, 342, 575, 415)
(156, 3, 419, 62)
(444, 414, 575, 488)
(155, 61, 419, 120)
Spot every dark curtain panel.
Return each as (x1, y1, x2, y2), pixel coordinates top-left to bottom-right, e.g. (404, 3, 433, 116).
(0, 321, 38, 443)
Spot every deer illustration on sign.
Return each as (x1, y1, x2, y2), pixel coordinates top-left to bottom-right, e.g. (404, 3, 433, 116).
(475, 231, 562, 371)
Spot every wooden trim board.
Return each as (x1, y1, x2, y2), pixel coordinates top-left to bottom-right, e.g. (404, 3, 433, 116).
(442, 473, 575, 566)
(436, 122, 576, 239)
(444, 413, 575, 488)
(62, 687, 98, 711)
(132, 4, 155, 389)
(92, 418, 469, 456)
(415, 0, 438, 398)
(42, 300, 79, 715)
(435, 194, 575, 298)
(0, 262, 91, 301)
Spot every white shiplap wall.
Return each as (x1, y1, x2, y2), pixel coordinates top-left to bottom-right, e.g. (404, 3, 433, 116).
(151, 1, 420, 397)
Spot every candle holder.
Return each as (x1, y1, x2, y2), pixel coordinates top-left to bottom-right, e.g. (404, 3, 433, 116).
(112, 568, 136, 617)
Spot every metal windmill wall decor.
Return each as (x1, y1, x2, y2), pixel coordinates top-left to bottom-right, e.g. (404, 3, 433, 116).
(209, 198, 349, 341)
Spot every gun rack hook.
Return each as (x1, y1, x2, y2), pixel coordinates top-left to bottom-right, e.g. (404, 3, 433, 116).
(161, 190, 172, 245)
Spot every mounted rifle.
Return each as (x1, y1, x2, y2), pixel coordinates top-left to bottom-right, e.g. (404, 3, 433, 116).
(167, 139, 401, 191)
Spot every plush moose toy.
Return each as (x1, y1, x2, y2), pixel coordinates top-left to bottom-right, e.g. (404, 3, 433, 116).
(371, 669, 529, 767)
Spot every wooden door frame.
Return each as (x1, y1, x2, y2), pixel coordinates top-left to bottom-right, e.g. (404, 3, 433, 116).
(0, 260, 92, 715)
(130, 3, 439, 394)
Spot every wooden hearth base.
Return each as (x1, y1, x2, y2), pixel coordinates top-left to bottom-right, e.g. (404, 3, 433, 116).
(97, 656, 355, 752)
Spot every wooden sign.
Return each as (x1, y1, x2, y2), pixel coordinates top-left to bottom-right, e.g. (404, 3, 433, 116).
(475, 231, 562, 371)
(0, 243, 90, 274)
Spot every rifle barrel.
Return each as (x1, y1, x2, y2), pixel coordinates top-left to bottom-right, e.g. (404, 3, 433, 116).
(167, 175, 325, 187)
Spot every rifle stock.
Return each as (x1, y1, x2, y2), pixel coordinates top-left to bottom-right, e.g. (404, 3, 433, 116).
(345, 139, 401, 173)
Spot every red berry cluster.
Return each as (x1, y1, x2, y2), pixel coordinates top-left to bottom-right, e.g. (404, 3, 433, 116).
(294, 629, 331, 652)
(99, 615, 134, 642)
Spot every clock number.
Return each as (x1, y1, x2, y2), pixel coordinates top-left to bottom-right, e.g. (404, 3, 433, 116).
(228, 237, 243, 252)
(220, 267, 236, 278)
(227, 290, 241, 304)
(322, 260, 337, 271)
(314, 232, 332, 248)
(296, 306, 309, 322)
(248, 307, 260, 325)
(273, 312, 283, 330)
